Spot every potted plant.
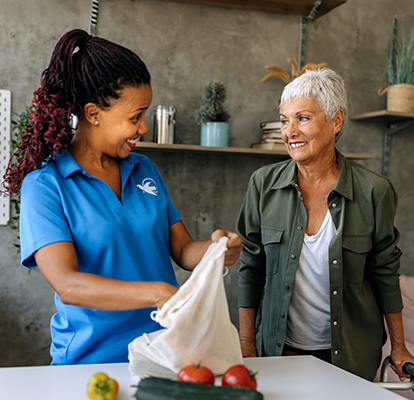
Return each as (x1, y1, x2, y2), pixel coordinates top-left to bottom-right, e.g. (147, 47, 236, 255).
(195, 81, 231, 147)
(378, 28, 414, 113)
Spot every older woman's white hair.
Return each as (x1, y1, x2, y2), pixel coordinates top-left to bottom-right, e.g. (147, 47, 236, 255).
(280, 68, 348, 141)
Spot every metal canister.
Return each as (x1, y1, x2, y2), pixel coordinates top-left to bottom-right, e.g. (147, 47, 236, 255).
(153, 105, 176, 144)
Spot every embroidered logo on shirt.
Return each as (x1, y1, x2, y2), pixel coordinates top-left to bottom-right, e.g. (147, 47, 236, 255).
(137, 178, 158, 196)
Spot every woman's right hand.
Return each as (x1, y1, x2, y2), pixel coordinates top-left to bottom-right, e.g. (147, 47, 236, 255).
(153, 282, 179, 308)
(240, 339, 258, 357)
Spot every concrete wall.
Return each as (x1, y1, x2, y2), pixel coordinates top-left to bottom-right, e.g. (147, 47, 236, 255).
(0, 0, 413, 367)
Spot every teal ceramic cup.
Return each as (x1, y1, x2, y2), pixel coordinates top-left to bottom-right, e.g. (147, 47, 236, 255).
(200, 122, 229, 147)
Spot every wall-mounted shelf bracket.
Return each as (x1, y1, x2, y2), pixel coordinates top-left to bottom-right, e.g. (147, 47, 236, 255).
(298, 0, 322, 69)
(382, 119, 414, 176)
(89, 0, 99, 36)
(351, 110, 414, 177)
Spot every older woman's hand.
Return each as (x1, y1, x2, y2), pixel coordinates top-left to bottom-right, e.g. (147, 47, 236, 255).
(211, 229, 243, 266)
(240, 339, 258, 358)
(386, 311, 414, 381)
(390, 344, 414, 381)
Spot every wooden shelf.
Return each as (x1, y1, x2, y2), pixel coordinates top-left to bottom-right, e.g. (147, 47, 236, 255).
(351, 110, 414, 124)
(134, 142, 374, 160)
(163, 0, 347, 18)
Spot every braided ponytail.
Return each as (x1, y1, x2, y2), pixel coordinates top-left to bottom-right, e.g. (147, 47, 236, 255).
(2, 29, 150, 194)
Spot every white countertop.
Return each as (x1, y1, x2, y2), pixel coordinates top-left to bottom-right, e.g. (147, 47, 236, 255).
(0, 356, 404, 400)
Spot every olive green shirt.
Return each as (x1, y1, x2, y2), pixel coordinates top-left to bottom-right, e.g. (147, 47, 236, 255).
(237, 150, 403, 380)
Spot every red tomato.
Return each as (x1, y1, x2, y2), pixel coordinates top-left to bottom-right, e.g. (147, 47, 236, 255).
(222, 365, 257, 389)
(177, 364, 215, 385)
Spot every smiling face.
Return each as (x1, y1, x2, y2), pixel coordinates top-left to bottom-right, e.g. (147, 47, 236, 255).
(279, 96, 341, 166)
(94, 84, 153, 159)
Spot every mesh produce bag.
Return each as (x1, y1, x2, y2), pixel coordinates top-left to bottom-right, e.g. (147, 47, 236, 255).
(128, 237, 243, 379)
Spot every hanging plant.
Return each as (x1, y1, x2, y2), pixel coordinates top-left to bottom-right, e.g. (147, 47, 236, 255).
(261, 57, 327, 84)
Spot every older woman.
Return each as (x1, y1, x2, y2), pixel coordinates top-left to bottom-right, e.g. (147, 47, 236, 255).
(237, 68, 414, 381)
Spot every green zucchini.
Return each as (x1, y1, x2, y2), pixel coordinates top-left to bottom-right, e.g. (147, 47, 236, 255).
(134, 377, 264, 400)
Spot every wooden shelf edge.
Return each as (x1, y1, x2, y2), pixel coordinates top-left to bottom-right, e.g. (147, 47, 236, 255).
(344, 153, 375, 160)
(133, 142, 374, 160)
(351, 110, 414, 123)
(162, 0, 347, 18)
(135, 142, 288, 156)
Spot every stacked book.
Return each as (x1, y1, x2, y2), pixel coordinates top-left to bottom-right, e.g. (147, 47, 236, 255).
(251, 120, 287, 150)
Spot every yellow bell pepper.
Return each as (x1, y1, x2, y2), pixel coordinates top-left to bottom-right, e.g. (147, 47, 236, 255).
(87, 372, 119, 400)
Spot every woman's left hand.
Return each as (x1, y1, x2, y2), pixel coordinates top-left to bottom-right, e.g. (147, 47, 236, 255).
(169, 222, 242, 270)
(385, 311, 414, 381)
(390, 344, 414, 381)
(211, 229, 243, 266)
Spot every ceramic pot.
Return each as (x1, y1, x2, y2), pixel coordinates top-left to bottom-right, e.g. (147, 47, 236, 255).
(200, 122, 229, 147)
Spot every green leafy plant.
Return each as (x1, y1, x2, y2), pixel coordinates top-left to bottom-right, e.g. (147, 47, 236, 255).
(194, 81, 231, 124)
(8, 104, 33, 253)
(387, 28, 414, 85)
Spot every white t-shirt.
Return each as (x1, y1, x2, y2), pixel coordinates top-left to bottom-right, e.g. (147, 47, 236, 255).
(285, 210, 337, 350)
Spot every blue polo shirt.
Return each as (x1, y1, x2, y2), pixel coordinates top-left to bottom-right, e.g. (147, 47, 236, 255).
(20, 150, 181, 365)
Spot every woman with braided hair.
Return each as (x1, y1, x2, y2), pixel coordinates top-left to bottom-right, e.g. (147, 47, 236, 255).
(2, 29, 242, 365)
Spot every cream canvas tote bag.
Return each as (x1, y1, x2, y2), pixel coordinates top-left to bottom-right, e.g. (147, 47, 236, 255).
(128, 237, 243, 379)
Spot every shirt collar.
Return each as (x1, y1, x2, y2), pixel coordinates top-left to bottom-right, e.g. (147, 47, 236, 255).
(53, 150, 82, 178)
(270, 149, 354, 201)
(53, 149, 140, 179)
(271, 159, 298, 190)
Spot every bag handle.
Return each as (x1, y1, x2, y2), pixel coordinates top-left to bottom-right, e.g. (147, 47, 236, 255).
(150, 310, 160, 323)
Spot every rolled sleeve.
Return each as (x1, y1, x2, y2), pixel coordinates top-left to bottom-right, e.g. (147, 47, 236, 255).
(367, 182, 403, 313)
